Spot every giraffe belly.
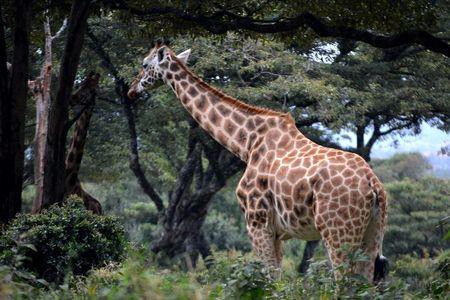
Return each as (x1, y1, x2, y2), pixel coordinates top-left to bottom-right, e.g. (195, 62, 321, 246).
(291, 225, 321, 241)
(275, 216, 321, 241)
(272, 197, 321, 241)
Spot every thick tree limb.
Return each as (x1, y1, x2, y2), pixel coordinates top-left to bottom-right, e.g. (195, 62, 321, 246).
(105, 1, 450, 57)
(122, 100, 165, 212)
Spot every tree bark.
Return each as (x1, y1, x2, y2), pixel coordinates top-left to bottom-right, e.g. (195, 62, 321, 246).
(64, 72, 103, 215)
(37, 0, 92, 213)
(0, 0, 32, 223)
(355, 125, 371, 161)
(32, 17, 67, 211)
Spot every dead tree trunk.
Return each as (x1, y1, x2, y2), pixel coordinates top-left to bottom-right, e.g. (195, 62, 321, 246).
(31, 17, 67, 211)
(64, 72, 102, 215)
(37, 0, 92, 212)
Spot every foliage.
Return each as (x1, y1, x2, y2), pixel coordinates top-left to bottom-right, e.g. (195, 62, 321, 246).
(393, 251, 450, 298)
(0, 237, 49, 298)
(77, 28, 450, 189)
(0, 196, 126, 283)
(200, 253, 275, 299)
(384, 177, 450, 257)
(1, 248, 450, 299)
(372, 152, 432, 183)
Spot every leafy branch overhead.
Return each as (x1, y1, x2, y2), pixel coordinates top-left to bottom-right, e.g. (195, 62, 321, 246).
(105, 0, 450, 57)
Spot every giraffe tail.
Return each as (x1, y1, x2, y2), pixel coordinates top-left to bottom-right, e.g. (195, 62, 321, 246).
(370, 175, 389, 282)
(374, 254, 389, 282)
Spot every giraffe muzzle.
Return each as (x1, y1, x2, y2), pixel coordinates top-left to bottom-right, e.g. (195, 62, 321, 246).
(127, 89, 139, 99)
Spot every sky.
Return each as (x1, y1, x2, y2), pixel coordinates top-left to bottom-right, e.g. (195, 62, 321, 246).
(307, 43, 450, 159)
(337, 123, 450, 159)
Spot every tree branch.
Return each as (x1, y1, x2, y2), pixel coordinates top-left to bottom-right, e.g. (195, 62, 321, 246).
(52, 18, 68, 40)
(295, 116, 320, 127)
(105, 1, 450, 57)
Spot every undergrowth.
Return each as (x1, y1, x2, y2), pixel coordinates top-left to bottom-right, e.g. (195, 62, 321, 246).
(1, 247, 448, 299)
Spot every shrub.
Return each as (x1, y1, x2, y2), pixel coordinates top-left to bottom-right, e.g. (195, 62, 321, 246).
(392, 252, 450, 299)
(0, 196, 127, 283)
(201, 252, 275, 299)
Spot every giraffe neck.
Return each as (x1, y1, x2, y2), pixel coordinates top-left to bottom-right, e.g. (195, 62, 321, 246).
(163, 57, 295, 162)
(65, 105, 94, 192)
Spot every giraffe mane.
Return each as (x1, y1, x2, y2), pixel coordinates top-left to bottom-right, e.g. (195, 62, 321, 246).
(169, 51, 289, 118)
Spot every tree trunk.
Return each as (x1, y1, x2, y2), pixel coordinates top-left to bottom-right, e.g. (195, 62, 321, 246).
(152, 135, 244, 262)
(0, 0, 32, 223)
(33, 17, 62, 210)
(36, 0, 91, 213)
(355, 125, 370, 161)
(298, 240, 320, 274)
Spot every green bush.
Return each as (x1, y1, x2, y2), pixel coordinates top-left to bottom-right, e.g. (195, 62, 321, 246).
(199, 252, 275, 299)
(0, 196, 127, 283)
(392, 252, 450, 299)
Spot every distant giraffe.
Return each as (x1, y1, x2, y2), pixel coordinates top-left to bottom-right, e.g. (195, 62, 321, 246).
(128, 42, 388, 282)
(65, 72, 102, 215)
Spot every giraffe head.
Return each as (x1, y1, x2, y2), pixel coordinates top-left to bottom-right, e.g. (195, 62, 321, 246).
(127, 41, 191, 99)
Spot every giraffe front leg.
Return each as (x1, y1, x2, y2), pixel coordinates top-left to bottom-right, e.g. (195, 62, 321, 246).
(246, 214, 282, 278)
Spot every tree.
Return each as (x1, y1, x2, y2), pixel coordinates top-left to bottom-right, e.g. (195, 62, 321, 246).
(0, 0, 33, 224)
(1, 0, 95, 219)
(105, 0, 450, 57)
(372, 153, 432, 183)
(384, 177, 450, 257)
(324, 43, 450, 160)
(86, 27, 245, 263)
(29, 16, 67, 212)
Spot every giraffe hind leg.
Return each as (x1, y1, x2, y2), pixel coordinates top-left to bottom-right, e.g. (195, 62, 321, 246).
(314, 194, 372, 281)
(359, 195, 388, 283)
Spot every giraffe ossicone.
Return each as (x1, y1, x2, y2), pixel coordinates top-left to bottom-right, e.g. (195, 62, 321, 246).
(128, 43, 388, 282)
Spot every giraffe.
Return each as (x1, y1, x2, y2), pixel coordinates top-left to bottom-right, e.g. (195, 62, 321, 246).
(65, 73, 102, 215)
(127, 42, 388, 282)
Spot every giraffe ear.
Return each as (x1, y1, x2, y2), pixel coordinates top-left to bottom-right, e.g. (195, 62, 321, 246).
(157, 46, 166, 63)
(176, 49, 191, 64)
